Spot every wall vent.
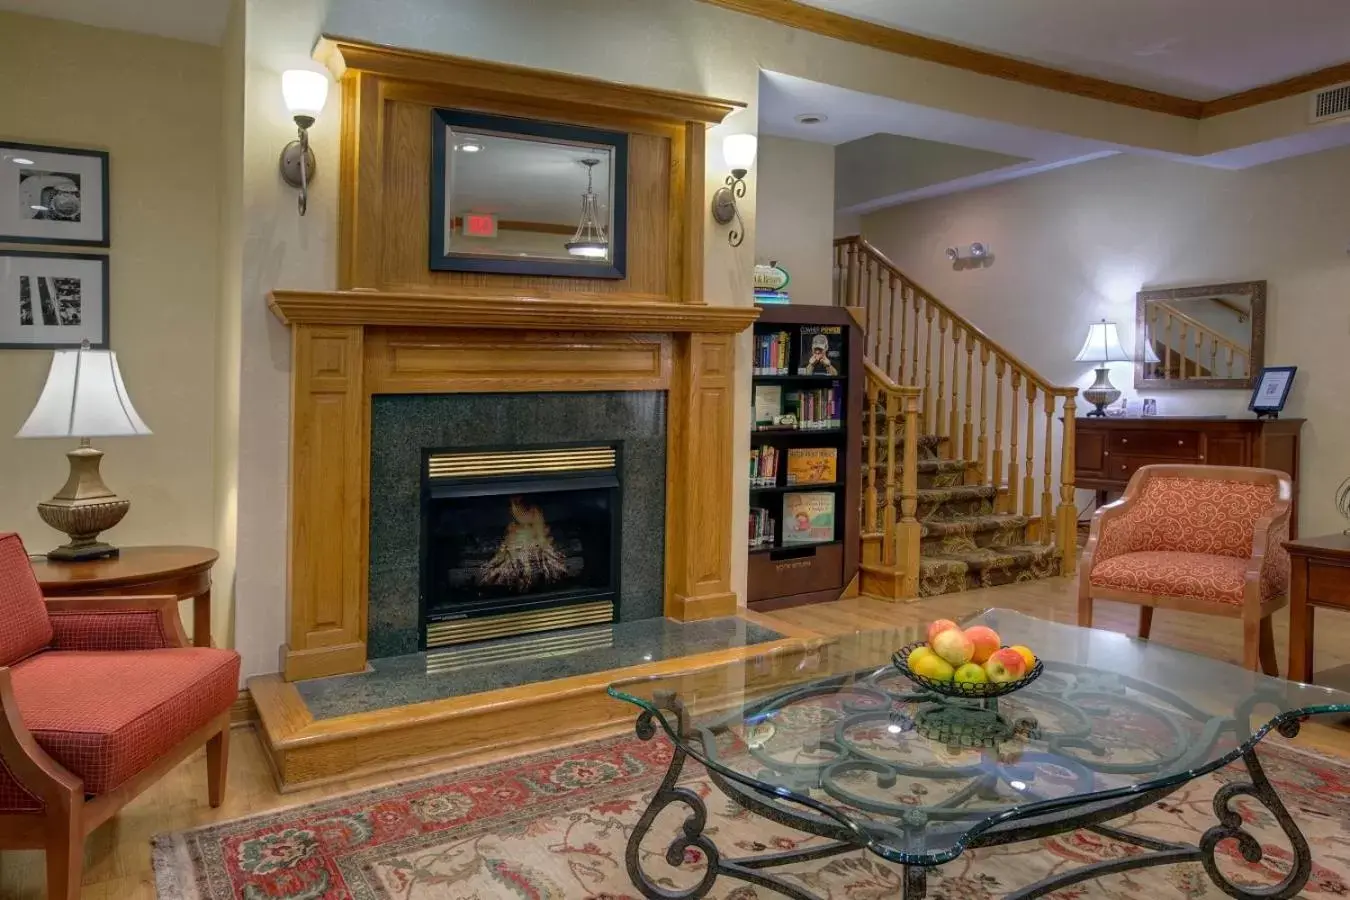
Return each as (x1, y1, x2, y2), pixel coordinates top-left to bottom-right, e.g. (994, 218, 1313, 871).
(1310, 82, 1350, 123)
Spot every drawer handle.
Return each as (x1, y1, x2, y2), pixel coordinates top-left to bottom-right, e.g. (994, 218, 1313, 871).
(1121, 464, 1127, 471)
(1178, 440, 1184, 446)
(1121, 438, 1128, 444)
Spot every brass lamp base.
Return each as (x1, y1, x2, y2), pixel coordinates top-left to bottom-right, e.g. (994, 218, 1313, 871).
(36, 443, 129, 561)
(1082, 365, 1121, 417)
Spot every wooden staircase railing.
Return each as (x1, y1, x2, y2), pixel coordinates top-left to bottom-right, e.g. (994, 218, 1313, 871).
(835, 235, 1079, 598)
(1147, 300, 1250, 380)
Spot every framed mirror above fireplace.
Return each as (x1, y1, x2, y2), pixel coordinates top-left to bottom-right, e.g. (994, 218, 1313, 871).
(420, 443, 622, 649)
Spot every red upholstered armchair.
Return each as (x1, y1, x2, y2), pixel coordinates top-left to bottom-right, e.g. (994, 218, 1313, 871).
(1078, 465, 1292, 674)
(0, 532, 240, 899)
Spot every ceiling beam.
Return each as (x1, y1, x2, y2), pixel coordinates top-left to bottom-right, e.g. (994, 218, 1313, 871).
(697, 0, 1350, 121)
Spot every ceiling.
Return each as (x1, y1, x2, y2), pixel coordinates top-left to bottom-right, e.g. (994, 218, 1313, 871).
(449, 132, 610, 224)
(0, 0, 230, 44)
(795, 0, 1350, 101)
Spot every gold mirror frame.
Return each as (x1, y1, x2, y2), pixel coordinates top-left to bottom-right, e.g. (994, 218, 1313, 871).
(1134, 280, 1266, 390)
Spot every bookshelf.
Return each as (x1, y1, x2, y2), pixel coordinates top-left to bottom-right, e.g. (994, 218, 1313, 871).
(747, 305, 863, 611)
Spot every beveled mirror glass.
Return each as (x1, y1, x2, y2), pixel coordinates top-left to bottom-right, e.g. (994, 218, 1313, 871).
(430, 109, 628, 279)
(1135, 281, 1266, 390)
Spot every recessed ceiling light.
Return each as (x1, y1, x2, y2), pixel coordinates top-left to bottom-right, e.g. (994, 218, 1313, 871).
(11, 157, 35, 166)
(458, 142, 482, 153)
(795, 113, 827, 126)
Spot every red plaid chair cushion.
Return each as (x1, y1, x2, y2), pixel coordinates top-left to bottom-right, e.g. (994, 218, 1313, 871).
(9, 647, 239, 795)
(49, 610, 175, 651)
(0, 533, 52, 667)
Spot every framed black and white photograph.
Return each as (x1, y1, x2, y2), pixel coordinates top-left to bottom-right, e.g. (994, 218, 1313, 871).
(1248, 365, 1297, 418)
(0, 142, 109, 247)
(0, 250, 108, 349)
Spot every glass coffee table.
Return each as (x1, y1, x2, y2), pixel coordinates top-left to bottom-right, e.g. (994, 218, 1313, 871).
(607, 609, 1350, 900)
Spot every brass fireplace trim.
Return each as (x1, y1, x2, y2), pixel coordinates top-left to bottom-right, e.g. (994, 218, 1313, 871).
(426, 600, 616, 648)
(425, 624, 614, 673)
(427, 446, 617, 479)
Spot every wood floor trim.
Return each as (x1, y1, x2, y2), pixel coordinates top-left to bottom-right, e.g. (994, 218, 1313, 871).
(696, 0, 1350, 120)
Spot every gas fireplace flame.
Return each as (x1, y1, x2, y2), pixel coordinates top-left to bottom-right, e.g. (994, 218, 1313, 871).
(478, 496, 568, 590)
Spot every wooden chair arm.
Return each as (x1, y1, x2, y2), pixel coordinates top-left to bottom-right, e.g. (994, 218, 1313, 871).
(1245, 499, 1293, 584)
(0, 667, 83, 809)
(44, 594, 189, 649)
(1080, 495, 1137, 572)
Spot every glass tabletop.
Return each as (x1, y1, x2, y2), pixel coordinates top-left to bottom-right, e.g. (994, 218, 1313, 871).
(607, 608, 1350, 866)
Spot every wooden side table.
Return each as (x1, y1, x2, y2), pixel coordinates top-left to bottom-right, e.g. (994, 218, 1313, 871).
(1286, 533, 1350, 684)
(30, 546, 219, 648)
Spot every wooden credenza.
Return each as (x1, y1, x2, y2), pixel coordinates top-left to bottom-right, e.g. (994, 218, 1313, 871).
(1074, 417, 1304, 534)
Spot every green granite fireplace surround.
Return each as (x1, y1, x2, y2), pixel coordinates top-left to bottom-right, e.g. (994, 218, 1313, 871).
(368, 391, 668, 659)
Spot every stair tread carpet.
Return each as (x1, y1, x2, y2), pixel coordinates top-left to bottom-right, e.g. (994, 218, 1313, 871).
(920, 513, 1029, 539)
(918, 542, 1061, 597)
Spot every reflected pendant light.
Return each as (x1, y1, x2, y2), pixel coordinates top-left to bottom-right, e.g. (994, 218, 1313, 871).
(565, 158, 608, 259)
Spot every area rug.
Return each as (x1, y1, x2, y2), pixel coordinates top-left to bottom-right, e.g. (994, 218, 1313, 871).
(153, 731, 1350, 899)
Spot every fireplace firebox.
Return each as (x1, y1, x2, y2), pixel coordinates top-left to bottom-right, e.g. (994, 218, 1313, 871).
(420, 444, 621, 648)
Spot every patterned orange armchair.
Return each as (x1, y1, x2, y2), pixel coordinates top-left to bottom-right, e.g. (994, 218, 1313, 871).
(0, 532, 240, 899)
(1078, 464, 1292, 674)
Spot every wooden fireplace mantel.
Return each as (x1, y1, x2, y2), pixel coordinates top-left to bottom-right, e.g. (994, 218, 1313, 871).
(268, 290, 759, 333)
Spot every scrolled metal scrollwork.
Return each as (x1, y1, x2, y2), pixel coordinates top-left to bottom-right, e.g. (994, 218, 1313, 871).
(1197, 748, 1312, 899)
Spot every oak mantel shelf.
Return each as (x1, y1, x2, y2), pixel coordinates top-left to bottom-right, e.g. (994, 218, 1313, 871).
(268, 289, 761, 333)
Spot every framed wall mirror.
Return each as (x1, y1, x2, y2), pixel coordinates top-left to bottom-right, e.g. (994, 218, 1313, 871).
(430, 109, 628, 278)
(1135, 280, 1266, 390)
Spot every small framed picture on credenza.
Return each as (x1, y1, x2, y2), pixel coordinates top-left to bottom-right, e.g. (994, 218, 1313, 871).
(0, 250, 109, 349)
(1248, 366, 1297, 419)
(0, 141, 110, 247)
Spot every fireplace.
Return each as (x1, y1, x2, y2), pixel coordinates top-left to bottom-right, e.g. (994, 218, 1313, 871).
(420, 444, 621, 648)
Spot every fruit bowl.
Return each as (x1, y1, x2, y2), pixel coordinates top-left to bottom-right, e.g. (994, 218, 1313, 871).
(892, 639, 1044, 699)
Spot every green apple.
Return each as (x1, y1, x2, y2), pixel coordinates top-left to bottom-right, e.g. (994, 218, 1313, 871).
(954, 663, 988, 689)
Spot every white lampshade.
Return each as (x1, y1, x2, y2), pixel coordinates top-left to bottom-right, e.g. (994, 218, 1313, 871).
(17, 346, 151, 439)
(1073, 320, 1131, 363)
(281, 69, 329, 119)
(723, 133, 758, 171)
(1141, 334, 1162, 364)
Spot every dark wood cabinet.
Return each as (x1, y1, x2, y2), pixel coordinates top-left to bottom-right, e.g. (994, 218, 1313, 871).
(1074, 417, 1303, 534)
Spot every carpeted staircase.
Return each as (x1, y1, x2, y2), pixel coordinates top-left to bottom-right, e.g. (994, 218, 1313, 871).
(866, 423, 1061, 598)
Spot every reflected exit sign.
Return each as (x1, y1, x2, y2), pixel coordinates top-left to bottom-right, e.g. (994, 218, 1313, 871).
(463, 213, 497, 237)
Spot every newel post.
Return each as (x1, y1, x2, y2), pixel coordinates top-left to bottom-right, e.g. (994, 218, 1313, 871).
(1056, 392, 1079, 575)
(897, 386, 923, 598)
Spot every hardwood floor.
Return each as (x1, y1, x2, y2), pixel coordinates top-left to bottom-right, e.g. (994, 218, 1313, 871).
(4, 575, 1350, 898)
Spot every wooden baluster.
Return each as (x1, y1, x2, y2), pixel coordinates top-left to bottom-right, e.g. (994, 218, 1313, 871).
(923, 303, 935, 429)
(911, 291, 922, 386)
(1041, 391, 1054, 545)
(1179, 322, 1189, 379)
(876, 262, 888, 365)
(980, 346, 993, 486)
(1007, 370, 1021, 514)
(897, 387, 923, 598)
(935, 313, 948, 448)
(865, 378, 879, 533)
(832, 243, 841, 305)
(1165, 312, 1174, 381)
(1194, 330, 1203, 377)
(963, 335, 976, 463)
(948, 325, 961, 460)
(861, 255, 873, 361)
(1209, 336, 1218, 377)
(1022, 381, 1036, 520)
(844, 240, 857, 310)
(883, 388, 898, 566)
(897, 280, 909, 384)
(885, 272, 897, 381)
(1057, 394, 1078, 574)
(1227, 345, 1235, 379)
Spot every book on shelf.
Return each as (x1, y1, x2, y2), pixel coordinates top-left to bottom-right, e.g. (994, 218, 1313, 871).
(786, 448, 837, 484)
(753, 330, 791, 375)
(784, 383, 843, 430)
(749, 444, 779, 487)
(798, 325, 844, 376)
(782, 491, 835, 545)
(749, 507, 776, 548)
(753, 384, 782, 427)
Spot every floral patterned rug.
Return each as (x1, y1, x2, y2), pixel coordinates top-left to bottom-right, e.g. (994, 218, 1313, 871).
(153, 731, 1350, 899)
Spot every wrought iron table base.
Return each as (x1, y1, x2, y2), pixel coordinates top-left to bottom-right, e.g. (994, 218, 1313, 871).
(625, 702, 1314, 900)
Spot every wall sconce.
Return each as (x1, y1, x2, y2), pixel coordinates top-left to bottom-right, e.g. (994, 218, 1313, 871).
(945, 242, 991, 261)
(278, 69, 330, 216)
(711, 133, 757, 247)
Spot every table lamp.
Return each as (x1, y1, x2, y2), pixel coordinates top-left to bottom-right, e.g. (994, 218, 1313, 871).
(16, 341, 151, 560)
(1074, 319, 1131, 417)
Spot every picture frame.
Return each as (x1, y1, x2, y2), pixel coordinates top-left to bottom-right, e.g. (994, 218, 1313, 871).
(1248, 365, 1297, 418)
(429, 108, 628, 279)
(0, 142, 110, 247)
(0, 250, 109, 349)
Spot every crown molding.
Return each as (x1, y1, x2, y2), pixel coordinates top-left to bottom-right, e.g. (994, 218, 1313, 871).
(1200, 61, 1350, 118)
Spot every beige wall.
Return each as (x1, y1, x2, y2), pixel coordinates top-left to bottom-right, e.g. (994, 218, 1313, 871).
(863, 149, 1350, 536)
(0, 14, 221, 560)
(755, 136, 835, 305)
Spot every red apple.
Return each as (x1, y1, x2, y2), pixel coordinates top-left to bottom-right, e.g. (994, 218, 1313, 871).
(964, 625, 1001, 664)
(931, 628, 975, 667)
(926, 619, 960, 645)
(983, 648, 1029, 683)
